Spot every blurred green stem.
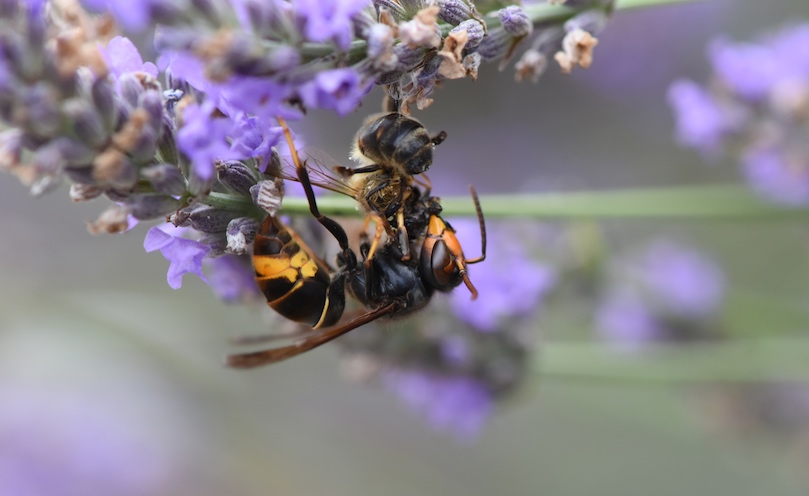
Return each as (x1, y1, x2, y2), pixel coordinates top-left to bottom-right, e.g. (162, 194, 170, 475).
(540, 337, 809, 384)
(281, 184, 809, 220)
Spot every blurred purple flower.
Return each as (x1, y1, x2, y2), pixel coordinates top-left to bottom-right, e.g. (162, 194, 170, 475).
(176, 101, 237, 181)
(708, 37, 780, 101)
(383, 369, 494, 440)
(596, 291, 662, 352)
(205, 254, 261, 303)
(144, 225, 210, 289)
(596, 240, 725, 349)
(0, 388, 169, 496)
(82, 0, 180, 32)
(101, 36, 158, 78)
(218, 76, 302, 122)
(298, 68, 373, 116)
(639, 240, 725, 318)
(449, 219, 557, 332)
(667, 79, 735, 155)
(742, 147, 809, 206)
(293, 0, 371, 51)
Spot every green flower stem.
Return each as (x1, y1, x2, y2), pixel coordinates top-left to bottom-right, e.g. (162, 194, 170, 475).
(615, 0, 705, 10)
(280, 184, 809, 220)
(303, 0, 701, 61)
(539, 337, 809, 384)
(203, 191, 257, 212)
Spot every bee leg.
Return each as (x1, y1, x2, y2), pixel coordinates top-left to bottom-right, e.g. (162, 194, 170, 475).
(364, 213, 386, 269)
(396, 209, 409, 261)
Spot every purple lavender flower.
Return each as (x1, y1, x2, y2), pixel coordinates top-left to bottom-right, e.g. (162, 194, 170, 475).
(293, 0, 371, 51)
(669, 23, 809, 205)
(383, 369, 494, 440)
(176, 101, 238, 181)
(596, 240, 725, 349)
(0, 388, 170, 496)
(667, 79, 735, 156)
(144, 225, 211, 289)
(596, 291, 663, 352)
(742, 146, 809, 206)
(298, 68, 373, 116)
(708, 37, 780, 102)
(101, 36, 158, 78)
(638, 240, 725, 319)
(205, 254, 261, 303)
(449, 219, 557, 332)
(229, 115, 283, 170)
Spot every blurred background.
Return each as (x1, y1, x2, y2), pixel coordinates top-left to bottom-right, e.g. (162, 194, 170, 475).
(4, 0, 809, 494)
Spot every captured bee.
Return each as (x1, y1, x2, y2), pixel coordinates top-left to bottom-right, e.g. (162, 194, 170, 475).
(226, 118, 485, 367)
(337, 112, 448, 261)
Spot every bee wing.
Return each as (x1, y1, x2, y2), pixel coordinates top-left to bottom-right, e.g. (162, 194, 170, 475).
(278, 146, 360, 199)
(226, 303, 396, 368)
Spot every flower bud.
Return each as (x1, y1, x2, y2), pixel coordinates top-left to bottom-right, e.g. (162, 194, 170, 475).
(499, 6, 532, 38)
(226, 217, 260, 255)
(63, 98, 107, 148)
(189, 205, 236, 233)
(437, 0, 474, 25)
(127, 193, 183, 220)
(118, 73, 144, 108)
(451, 19, 485, 49)
(92, 78, 118, 131)
(217, 160, 258, 195)
(141, 163, 187, 196)
(199, 232, 228, 256)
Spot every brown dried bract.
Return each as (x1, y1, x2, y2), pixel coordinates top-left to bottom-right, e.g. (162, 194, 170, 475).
(554, 28, 599, 74)
(437, 29, 469, 80)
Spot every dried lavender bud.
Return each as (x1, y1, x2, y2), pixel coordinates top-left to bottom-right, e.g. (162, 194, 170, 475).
(189, 205, 237, 233)
(476, 30, 511, 61)
(141, 163, 187, 196)
(91, 78, 118, 131)
(138, 90, 165, 135)
(394, 43, 429, 72)
(187, 168, 215, 197)
(499, 6, 532, 38)
(87, 204, 131, 234)
(450, 19, 485, 49)
(0, 129, 23, 171)
(20, 83, 61, 137)
(127, 194, 183, 220)
(63, 98, 107, 148)
(251, 179, 284, 216)
(217, 160, 259, 196)
(515, 48, 547, 83)
(117, 73, 144, 108)
(226, 217, 260, 255)
(437, 0, 474, 25)
(366, 24, 398, 72)
(157, 112, 178, 164)
(199, 232, 228, 256)
(69, 182, 103, 202)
